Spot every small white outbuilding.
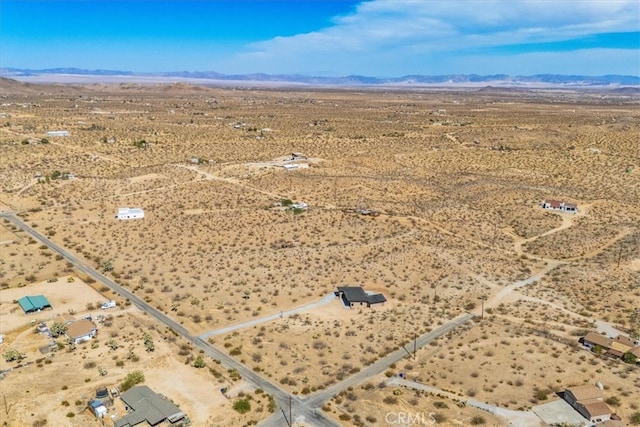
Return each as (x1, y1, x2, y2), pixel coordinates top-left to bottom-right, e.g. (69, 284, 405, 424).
(115, 207, 144, 220)
(47, 130, 69, 137)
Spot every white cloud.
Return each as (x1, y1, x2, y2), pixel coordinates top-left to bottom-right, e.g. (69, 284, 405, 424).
(222, 0, 640, 75)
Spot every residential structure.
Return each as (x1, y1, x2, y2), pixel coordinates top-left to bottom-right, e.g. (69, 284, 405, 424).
(336, 286, 387, 308)
(115, 385, 185, 427)
(46, 130, 69, 137)
(115, 207, 145, 220)
(17, 295, 52, 314)
(541, 199, 578, 213)
(581, 331, 638, 362)
(66, 319, 98, 345)
(282, 163, 309, 170)
(564, 385, 613, 424)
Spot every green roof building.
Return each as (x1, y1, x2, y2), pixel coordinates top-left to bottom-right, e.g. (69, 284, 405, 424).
(17, 295, 52, 314)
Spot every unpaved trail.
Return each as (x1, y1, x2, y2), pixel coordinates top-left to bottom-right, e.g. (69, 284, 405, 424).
(172, 163, 285, 199)
(390, 378, 542, 427)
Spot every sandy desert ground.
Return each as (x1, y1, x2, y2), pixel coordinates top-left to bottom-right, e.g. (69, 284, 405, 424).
(0, 78, 638, 426)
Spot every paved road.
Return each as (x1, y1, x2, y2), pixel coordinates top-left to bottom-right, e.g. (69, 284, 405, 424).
(1, 212, 481, 427)
(0, 212, 338, 427)
(302, 313, 474, 409)
(199, 293, 336, 339)
(259, 314, 474, 426)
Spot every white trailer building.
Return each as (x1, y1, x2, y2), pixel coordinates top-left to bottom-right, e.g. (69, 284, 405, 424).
(115, 207, 144, 220)
(46, 130, 70, 137)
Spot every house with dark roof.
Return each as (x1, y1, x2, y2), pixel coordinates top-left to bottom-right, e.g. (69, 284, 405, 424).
(336, 286, 386, 308)
(17, 295, 52, 314)
(115, 385, 185, 427)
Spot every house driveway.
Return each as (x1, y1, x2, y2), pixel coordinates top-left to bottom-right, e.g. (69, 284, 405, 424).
(532, 399, 587, 426)
(198, 292, 337, 339)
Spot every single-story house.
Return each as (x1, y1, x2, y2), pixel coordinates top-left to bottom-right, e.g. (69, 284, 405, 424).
(564, 385, 613, 424)
(115, 385, 185, 427)
(46, 130, 69, 137)
(564, 384, 604, 407)
(17, 295, 52, 314)
(581, 332, 637, 360)
(582, 331, 612, 349)
(115, 207, 145, 220)
(541, 199, 578, 213)
(66, 319, 98, 345)
(283, 163, 309, 170)
(576, 401, 613, 424)
(336, 286, 387, 308)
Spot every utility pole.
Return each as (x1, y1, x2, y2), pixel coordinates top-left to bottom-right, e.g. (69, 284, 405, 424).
(479, 295, 487, 320)
(413, 333, 417, 360)
(492, 222, 497, 246)
(617, 246, 623, 269)
(432, 284, 437, 308)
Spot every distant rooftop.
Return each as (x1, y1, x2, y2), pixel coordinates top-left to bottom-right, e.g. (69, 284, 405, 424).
(337, 286, 386, 307)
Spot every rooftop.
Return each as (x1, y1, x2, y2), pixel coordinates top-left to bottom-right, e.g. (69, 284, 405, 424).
(566, 384, 604, 402)
(579, 400, 612, 417)
(583, 331, 612, 348)
(337, 286, 387, 306)
(17, 295, 51, 313)
(66, 319, 97, 339)
(115, 385, 184, 427)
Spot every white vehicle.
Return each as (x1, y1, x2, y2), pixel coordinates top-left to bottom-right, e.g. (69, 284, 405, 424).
(101, 300, 116, 310)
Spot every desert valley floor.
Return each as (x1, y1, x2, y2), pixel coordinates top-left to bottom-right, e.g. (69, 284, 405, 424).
(0, 79, 638, 427)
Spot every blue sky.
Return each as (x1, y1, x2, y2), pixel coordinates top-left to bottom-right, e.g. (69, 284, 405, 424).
(1, 0, 638, 76)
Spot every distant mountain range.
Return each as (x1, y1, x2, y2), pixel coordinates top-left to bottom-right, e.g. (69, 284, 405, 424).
(1, 67, 638, 87)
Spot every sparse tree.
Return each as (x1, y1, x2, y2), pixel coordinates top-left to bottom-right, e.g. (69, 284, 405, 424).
(101, 259, 113, 273)
(121, 370, 144, 391)
(143, 334, 155, 352)
(50, 322, 68, 338)
(193, 355, 205, 368)
(233, 398, 251, 414)
(622, 351, 637, 365)
(3, 349, 24, 362)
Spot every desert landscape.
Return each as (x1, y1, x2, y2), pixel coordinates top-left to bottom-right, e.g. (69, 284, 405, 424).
(0, 78, 638, 427)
